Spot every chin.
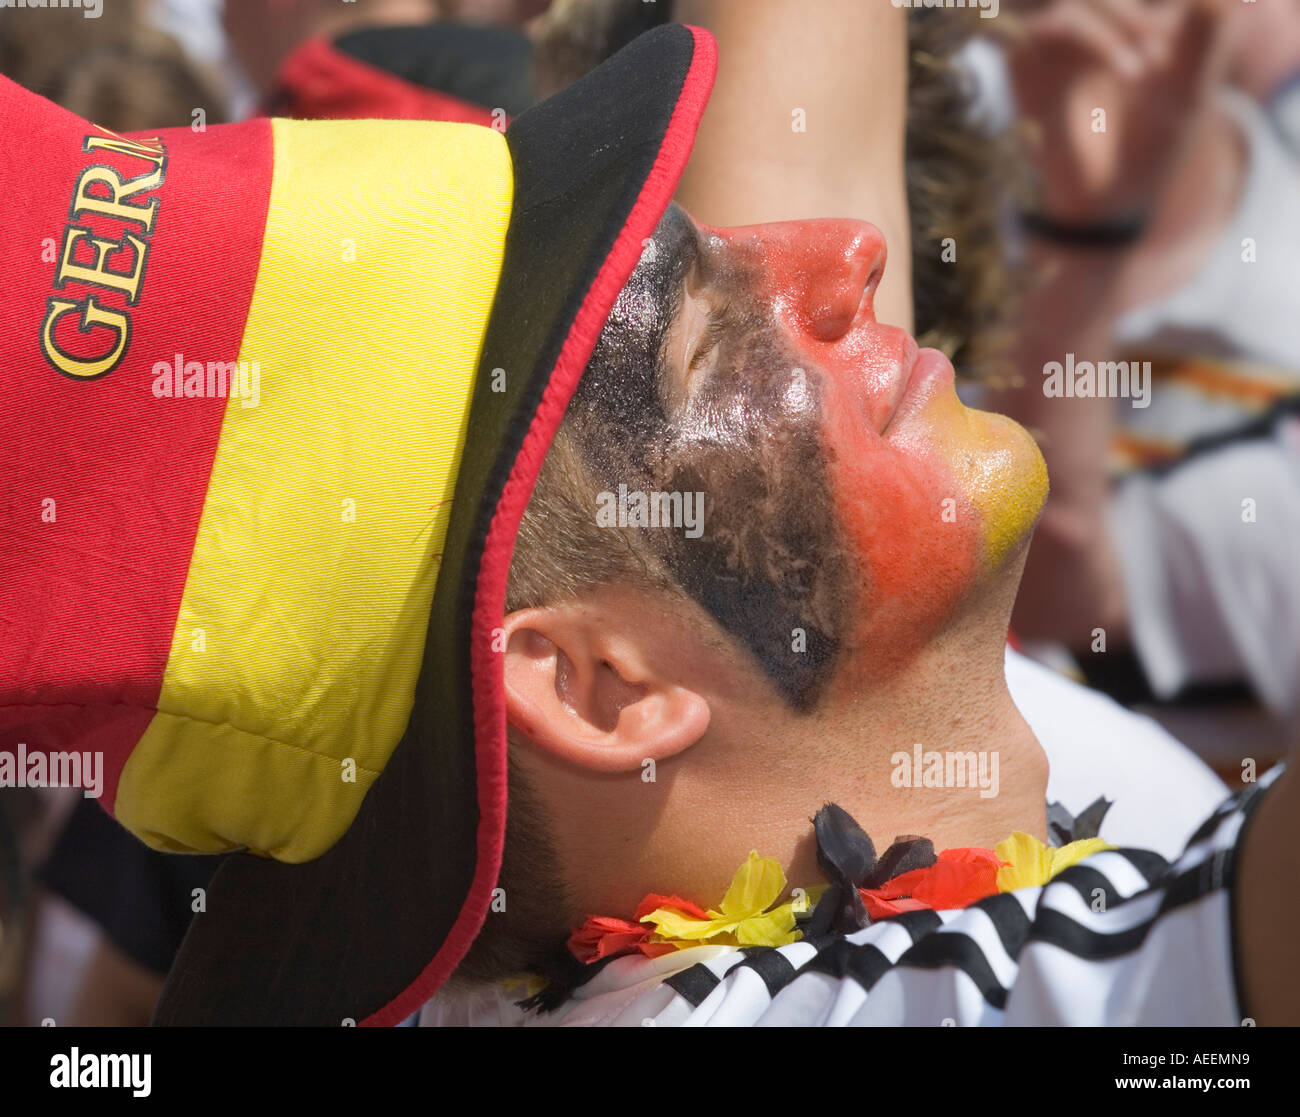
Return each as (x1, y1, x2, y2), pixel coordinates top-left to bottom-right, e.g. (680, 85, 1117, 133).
(902, 381, 1049, 573)
(964, 408, 1049, 570)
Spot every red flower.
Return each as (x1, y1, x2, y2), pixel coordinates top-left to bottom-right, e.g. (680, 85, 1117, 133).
(569, 894, 713, 964)
(860, 847, 1003, 917)
(569, 848, 1007, 964)
(567, 916, 651, 964)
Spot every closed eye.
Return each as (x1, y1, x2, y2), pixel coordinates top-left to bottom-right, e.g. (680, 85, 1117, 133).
(689, 300, 730, 373)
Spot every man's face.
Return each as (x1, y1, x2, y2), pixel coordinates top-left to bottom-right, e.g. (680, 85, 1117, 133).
(569, 205, 1047, 711)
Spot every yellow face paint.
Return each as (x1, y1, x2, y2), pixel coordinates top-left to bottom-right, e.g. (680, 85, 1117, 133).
(944, 406, 1049, 570)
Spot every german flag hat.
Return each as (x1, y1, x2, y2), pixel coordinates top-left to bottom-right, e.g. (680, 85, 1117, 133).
(0, 24, 716, 1025)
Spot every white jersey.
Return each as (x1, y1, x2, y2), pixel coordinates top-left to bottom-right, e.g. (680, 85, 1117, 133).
(1006, 647, 1226, 859)
(419, 765, 1279, 1027)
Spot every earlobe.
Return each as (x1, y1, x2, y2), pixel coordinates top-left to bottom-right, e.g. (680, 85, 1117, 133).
(501, 606, 710, 774)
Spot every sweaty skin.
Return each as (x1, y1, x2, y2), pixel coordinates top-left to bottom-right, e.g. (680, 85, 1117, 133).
(568, 205, 1047, 709)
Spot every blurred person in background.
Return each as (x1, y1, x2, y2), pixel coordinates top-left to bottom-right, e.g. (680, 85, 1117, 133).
(222, 0, 544, 122)
(1219, 0, 1300, 154)
(31, 799, 221, 1026)
(0, 788, 78, 1024)
(219, 0, 439, 96)
(983, 0, 1300, 773)
(0, 0, 226, 129)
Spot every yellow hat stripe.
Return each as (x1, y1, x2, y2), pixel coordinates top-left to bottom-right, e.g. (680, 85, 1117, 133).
(115, 118, 513, 861)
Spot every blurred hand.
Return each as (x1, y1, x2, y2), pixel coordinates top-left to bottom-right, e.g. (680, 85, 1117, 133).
(1002, 0, 1224, 220)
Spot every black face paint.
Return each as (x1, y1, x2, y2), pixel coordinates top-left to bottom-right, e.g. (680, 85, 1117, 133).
(568, 205, 855, 712)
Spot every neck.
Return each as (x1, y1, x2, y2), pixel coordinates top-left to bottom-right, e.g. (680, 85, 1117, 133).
(765, 594, 1049, 893)
(546, 572, 1048, 921)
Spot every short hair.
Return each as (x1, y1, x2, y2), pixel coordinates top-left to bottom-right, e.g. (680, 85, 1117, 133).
(505, 426, 675, 614)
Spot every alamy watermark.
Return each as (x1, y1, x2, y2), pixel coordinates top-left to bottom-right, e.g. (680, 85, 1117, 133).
(1, 0, 102, 17)
(1, 744, 103, 798)
(1043, 354, 1151, 408)
(49, 1049, 150, 1097)
(152, 353, 260, 409)
(596, 483, 705, 539)
(891, 742, 1000, 799)
(891, 0, 998, 19)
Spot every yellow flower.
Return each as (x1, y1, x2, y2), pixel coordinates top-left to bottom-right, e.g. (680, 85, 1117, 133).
(995, 832, 1114, 892)
(640, 851, 814, 948)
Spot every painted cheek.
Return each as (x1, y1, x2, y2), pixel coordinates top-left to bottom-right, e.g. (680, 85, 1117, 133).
(820, 394, 982, 675)
(783, 327, 907, 433)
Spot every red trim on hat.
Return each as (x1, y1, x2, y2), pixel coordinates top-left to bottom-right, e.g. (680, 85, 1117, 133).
(360, 25, 719, 1027)
(270, 35, 504, 126)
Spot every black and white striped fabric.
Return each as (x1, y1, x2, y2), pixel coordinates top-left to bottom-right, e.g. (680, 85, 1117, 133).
(417, 767, 1279, 1027)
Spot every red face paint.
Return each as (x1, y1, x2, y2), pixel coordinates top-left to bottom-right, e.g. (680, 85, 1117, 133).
(695, 218, 998, 681)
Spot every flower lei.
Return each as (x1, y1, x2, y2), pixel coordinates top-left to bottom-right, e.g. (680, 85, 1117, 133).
(568, 803, 1113, 966)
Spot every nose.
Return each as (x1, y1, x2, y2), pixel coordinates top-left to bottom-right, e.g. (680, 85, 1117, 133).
(717, 219, 887, 343)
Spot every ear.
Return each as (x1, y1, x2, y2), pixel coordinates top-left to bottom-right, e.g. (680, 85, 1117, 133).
(501, 604, 710, 773)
